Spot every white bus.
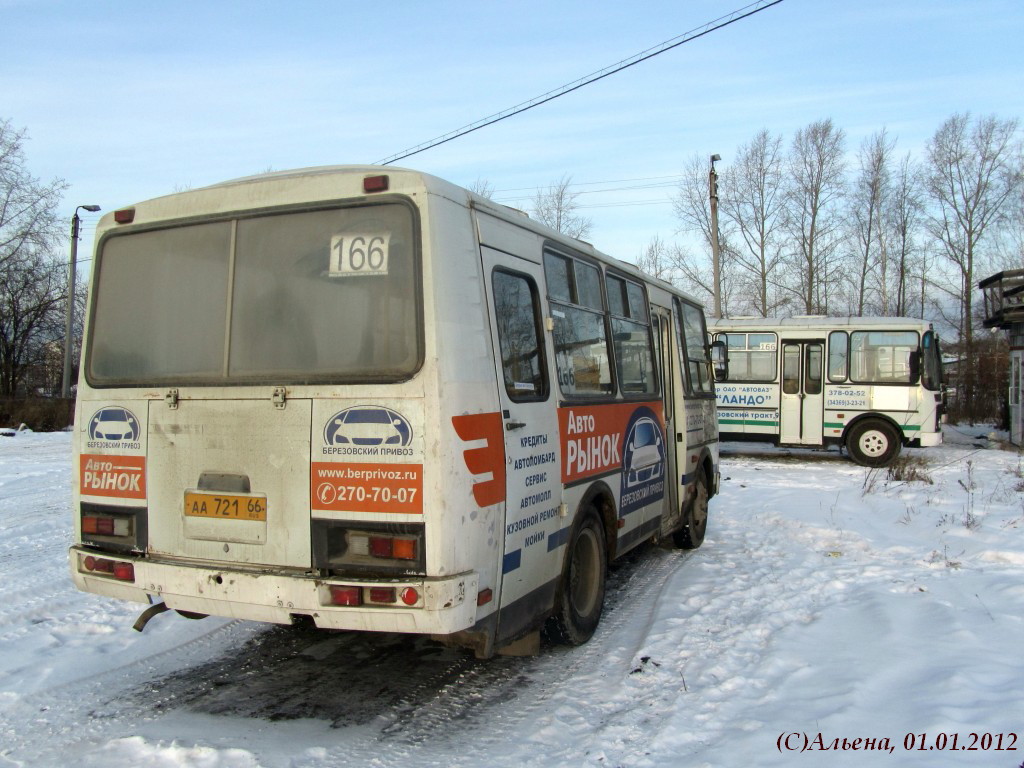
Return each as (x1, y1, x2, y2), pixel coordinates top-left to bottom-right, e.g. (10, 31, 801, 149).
(709, 317, 944, 466)
(70, 166, 724, 658)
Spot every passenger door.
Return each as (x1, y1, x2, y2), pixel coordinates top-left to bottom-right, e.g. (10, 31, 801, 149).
(480, 247, 563, 637)
(652, 309, 680, 527)
(779, 340, 824, 445)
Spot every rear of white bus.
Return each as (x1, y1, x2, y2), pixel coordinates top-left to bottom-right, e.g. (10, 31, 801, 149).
(69, 169, 482, 640)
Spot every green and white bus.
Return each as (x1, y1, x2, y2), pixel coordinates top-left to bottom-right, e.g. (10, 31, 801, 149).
(709, 317, 944, 466)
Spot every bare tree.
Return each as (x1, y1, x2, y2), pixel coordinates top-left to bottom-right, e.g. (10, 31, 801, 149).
(887, 153, 925, 316)
(634, 235, 673, 282)
(1, 119, 68, 397)
(720, 129, 787, 316)
(531, 174, 592, 240)
(0, 249, 65, 396)
(784, 119, 846, 314)
(925, 112, 1023, 420)
(1, 119, 67, 270)
(848, 129, 895, 315)
(469, 178, 495, 200)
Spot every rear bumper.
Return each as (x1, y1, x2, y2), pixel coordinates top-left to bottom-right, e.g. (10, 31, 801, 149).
(917, 431, 942, 448)
(69, 546, 478, 635)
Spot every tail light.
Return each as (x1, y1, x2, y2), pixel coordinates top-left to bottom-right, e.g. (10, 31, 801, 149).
(79, 504, 146, 554)
(365, 534, 417, 561)
(328, 586, 362, 606)
(82, 514, 131, 537)
(323, 584, 420, 608)
(81, 554, 136, 582)
(311, 521, 424, 573)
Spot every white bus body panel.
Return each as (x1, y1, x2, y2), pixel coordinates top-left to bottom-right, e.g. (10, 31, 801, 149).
(70, 166, 719, 653)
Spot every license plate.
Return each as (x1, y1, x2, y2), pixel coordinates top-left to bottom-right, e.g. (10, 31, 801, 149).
(184, 491, 267, 522)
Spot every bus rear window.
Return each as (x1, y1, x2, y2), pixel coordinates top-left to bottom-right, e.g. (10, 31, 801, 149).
(88, 203, 420, 385)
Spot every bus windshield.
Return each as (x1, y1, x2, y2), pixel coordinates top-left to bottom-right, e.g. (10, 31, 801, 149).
(87, 202, 421, 386)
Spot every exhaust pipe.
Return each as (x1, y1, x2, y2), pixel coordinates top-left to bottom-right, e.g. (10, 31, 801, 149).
(132, 602, 169, 632)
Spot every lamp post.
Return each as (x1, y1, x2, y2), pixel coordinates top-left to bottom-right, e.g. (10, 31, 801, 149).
(61, 204, 101, 399)
(709, 154, 722, 319)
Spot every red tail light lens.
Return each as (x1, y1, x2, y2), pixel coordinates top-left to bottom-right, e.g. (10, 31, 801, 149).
(328, 586, 362, 606)
(368, 536, 392, 558)
(368, 587, 397, 604)
(400, 587, 419, 606)
(113, 562, 135, 581)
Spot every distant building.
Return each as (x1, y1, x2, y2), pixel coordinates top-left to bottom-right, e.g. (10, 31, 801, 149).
(980, 270, 1024, 444)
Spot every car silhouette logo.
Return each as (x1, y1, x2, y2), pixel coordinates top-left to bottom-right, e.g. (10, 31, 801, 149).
(89, 407, 141, 442)
(624, 416, 664, 487)
(325, 406, 413, 446)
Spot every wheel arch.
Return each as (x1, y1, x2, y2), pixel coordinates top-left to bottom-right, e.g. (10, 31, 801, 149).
(574, 480, 618, 561)
(697, 446, 718, 501)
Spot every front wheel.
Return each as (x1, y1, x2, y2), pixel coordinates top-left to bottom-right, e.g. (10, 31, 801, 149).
(546, 509, 607, 646)
(673, 472, 708, 549)
(847, 419, 901, 467)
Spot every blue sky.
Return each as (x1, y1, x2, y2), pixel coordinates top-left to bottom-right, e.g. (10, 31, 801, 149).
(3, 0, 1022, 262)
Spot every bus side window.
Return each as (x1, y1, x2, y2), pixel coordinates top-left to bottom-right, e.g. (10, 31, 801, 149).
(676, 300, 713, 394)
(544, 250, 613, 397)
(782, 345, 800, 394)
(492, 270, 548, 401)
(828, 331, 848, 382)
(606, 274, 656, 396)
(805, 343, 823, 395)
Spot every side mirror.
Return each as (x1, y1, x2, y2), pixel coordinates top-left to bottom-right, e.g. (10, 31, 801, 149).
(711, 339, 729, 382)
(909, 350, 921, 384)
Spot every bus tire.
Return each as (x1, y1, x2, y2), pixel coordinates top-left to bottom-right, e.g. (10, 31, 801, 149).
(673, 471, 708, 549)
(547, 509, 607, 646)
(847, 419, 901, 467)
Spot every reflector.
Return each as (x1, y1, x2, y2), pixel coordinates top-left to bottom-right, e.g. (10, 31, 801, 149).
(369, 587, 396, 604)
(363, 175, 389, 193)
(400, 587, 419, 606)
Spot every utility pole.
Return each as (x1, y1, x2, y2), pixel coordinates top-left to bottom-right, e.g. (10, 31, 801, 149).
(62, 204, 100, 399)
(709, 154, 722, 318)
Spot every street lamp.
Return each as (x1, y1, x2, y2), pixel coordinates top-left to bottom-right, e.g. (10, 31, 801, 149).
(709, 154, 722, 319)
(61, 204, 101, 399)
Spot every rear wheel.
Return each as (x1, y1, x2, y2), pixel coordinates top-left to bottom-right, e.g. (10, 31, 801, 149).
(546, 509, 607, 646)
(847, 419, 901, 467)
(673, 472, 708, 549)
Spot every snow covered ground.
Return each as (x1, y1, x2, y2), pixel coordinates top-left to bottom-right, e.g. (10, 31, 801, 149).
(1, 427, 1022, 768)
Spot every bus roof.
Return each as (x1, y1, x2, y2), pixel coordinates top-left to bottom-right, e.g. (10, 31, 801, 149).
(709, 316, 934, 332)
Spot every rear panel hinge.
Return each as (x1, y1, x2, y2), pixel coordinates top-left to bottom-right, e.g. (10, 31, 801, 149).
(165, 388, 179, 409)
(272, 387, 287, 409)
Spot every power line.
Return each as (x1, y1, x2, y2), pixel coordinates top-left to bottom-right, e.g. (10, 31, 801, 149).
(492, 173, 685, 195)
(375, 0, 784, 165)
